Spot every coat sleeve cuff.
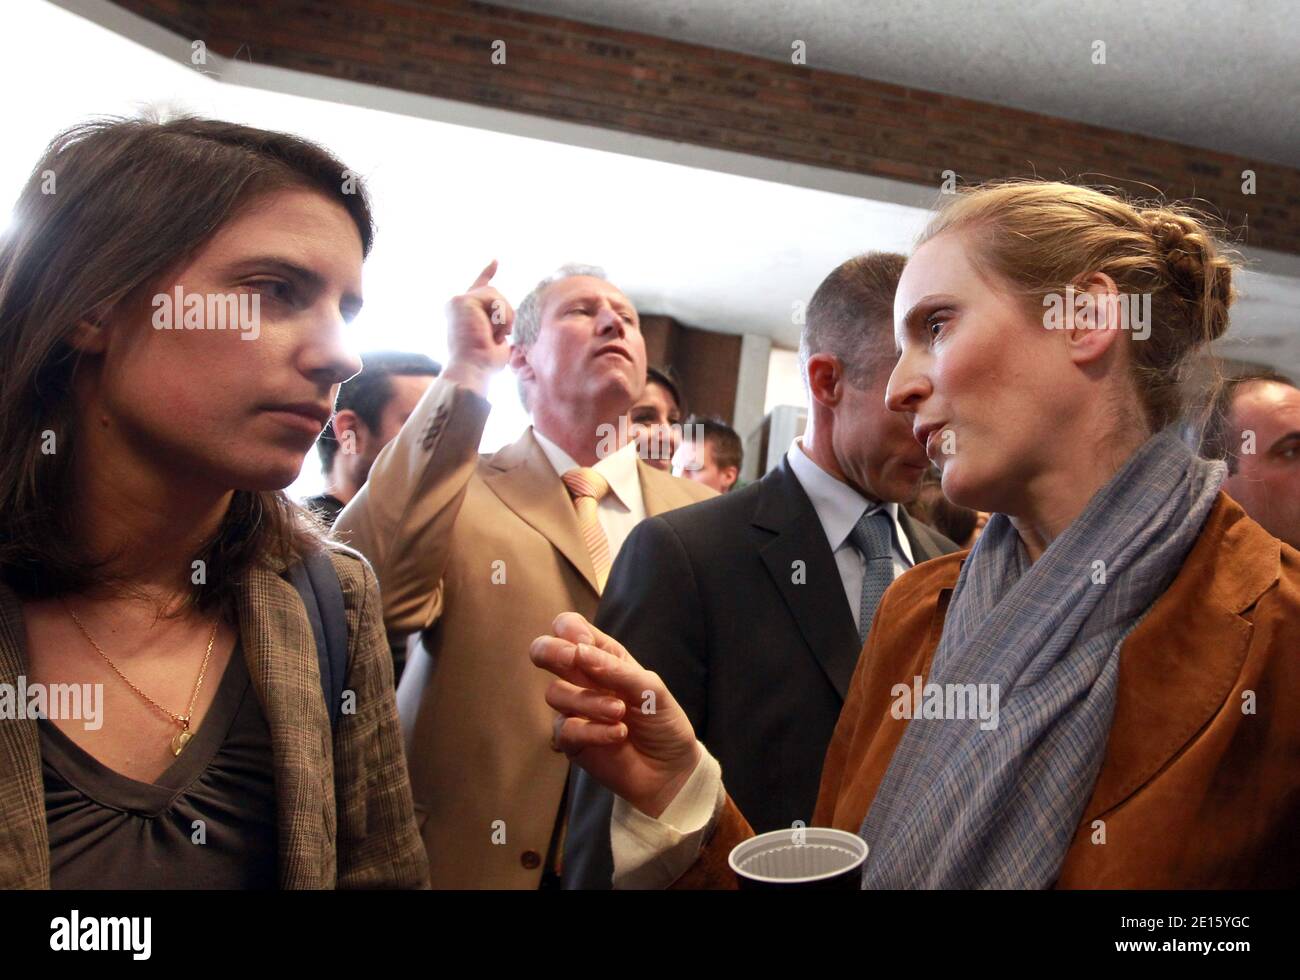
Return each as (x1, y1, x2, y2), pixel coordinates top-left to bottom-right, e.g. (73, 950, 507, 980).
(609, 748, 725, 889)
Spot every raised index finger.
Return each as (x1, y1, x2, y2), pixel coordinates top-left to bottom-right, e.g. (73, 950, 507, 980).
(469, 259, 498, 291)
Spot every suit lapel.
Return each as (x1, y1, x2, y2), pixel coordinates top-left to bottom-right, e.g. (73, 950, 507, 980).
(638, 461, 670, 517)
(235, 562, 332, 889)
(482, 430, 601, 596)
(639, 459, 689, 517)
(898, 507, 944, 563)
(754, 460, 862, 701)
(0, 584, 49, 888)
(1081, 496, 1277, 824)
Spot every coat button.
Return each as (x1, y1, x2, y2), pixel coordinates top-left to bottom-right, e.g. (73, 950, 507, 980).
(520, 850, 541, 869)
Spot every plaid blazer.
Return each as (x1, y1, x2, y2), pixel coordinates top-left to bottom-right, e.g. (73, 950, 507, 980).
(0, 547, 429, 889)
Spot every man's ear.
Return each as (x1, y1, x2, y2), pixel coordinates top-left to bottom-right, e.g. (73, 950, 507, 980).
(805, 353, 844, 408)
(331, 409, 368, 460)
(721, 466, 739, 491)
(509, 343, 533, 381)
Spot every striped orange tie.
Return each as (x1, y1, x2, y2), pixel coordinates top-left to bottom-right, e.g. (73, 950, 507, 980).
(561, 467, 613, 592)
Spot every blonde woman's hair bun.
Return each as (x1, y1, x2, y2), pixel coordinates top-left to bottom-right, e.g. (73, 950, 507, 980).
(1139, 207, 1236, 344)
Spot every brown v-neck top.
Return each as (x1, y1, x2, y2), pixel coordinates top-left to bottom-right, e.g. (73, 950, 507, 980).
(39, 643, 278, 888)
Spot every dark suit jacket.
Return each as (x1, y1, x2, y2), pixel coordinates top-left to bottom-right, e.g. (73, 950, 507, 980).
(562, 457, 957, 888)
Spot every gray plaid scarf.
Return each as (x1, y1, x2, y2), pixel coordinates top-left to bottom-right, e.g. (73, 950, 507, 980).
(859, 431, 1224, 888)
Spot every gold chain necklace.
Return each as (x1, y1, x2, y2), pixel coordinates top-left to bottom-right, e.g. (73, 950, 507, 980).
(66, 606, 219, 756)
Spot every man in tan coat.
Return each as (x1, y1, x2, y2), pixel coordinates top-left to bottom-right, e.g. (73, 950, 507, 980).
(334, 261, 714, 888)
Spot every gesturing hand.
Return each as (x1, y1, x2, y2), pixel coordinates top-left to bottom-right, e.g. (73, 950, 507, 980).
(530, 612, 702, 819)
(441, 260, 515, 394)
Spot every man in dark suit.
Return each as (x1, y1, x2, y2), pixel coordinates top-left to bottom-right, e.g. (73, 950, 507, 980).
(562, 252, 958, 887)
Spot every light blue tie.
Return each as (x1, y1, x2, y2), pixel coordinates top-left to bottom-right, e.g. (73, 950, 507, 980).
(848, 508, 896, 643)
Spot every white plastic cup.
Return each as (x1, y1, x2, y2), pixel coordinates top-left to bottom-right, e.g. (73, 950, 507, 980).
(728, 827, 868, 890)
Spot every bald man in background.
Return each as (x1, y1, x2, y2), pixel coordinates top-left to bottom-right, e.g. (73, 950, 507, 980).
(1200, 370, 1300, 548)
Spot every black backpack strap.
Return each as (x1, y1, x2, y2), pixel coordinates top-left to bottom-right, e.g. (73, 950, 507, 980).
(286, 550, 350, 730)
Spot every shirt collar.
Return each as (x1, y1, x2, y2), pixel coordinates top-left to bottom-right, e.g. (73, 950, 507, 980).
(786, 438, 914, 565)
(532, 427, 641, 512)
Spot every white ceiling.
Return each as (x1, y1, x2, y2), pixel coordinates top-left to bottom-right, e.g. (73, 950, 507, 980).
(498, 0, 1300, 166)
(19, 0, 1300, 392)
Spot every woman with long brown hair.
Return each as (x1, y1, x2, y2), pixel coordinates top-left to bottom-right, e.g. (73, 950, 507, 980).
(0, 115, 426, 888)
(532, 180, 1300, 888)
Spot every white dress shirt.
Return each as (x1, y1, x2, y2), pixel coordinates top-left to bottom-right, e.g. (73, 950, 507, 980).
(532, 428, 646, 561)
(606, 439, 921, 887)
(784, 438, 915, 634)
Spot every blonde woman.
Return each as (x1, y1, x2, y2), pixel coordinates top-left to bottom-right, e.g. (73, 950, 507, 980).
(532, 181, 1300, 889)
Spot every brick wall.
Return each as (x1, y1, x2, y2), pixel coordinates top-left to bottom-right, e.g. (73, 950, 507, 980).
(642, 314, 742, 425)
(109, 0, 1300, 256)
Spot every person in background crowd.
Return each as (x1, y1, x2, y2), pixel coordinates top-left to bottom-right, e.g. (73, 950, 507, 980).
(908, 472, 987, 548)
(332, 263, 713, 889)
(307, 351, 440, 685)
(1197, 370, 1300, 549)
(0, 115, 426, 889)
(306, 351, 441, 527)
(535, 181, 1300, 890)
(629, 365, 684, 471)
(562, 252, 957, 888)
(672, 416, 743, 494)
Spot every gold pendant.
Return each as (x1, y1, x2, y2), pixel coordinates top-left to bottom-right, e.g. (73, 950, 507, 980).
(171, 729, 192, 756)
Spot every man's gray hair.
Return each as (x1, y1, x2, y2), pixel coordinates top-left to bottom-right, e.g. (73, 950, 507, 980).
(512, 263, 608, 412)
(512, 263, 608, 348)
